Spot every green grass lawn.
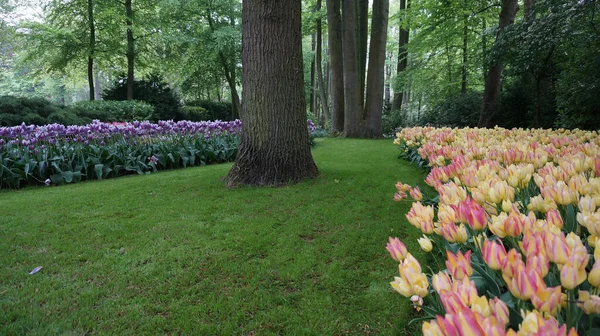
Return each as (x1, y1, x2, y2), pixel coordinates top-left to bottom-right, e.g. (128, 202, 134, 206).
(1, 138, 426, 335)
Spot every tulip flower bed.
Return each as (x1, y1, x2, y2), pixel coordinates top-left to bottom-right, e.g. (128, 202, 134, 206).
(0, 120, 244, 189)
(388, 126, 600, 335)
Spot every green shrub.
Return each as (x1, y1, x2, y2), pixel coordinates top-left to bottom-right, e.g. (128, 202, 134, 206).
(179, 106, 210, 121)
(0, 95, 85, 126)
(72, 100, 154, 122)
(382, 108, 405, 136)
(186, 100, 233, 120)
(102, 73, 181, 121)
(423, 91, 482, 127)
(48, 110, 90, 126)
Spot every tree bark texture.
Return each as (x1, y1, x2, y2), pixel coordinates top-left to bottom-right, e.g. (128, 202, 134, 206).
(391, 0, 409, 111)
(357, 0, 369, 107)
(384, 55, 391, 106)
(310, 33, 317, 116)
(87, 0, 95, 101)
(226, 0, 318, 187)
(94, 65, 101, 100)
(364, 0, 389, 138)
(478, 0, 519, 128)
(125, 0, 135, 100)
(316, 0, 329, 127)
(326, 0, 344, 132)
(342, 0, 363, 137)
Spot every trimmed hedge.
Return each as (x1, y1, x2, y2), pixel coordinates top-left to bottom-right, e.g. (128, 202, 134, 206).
(0, 95, 86, 126)
(179, 106, 210, 121)
(72, 100, 154, 122)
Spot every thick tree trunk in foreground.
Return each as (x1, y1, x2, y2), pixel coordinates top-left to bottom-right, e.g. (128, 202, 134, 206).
(478, 0, 519, 127)
(364, 0, 389, 138)
(326, 0, 344, 133)
(391, 0, 409, 111)
(226, 0, 318, 187)
(342, 0, 363, 137)
(87, 0, 95, 101)
(125, 0, 135, 100)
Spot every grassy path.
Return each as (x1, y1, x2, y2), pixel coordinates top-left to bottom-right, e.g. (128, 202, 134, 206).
(1, 138, 426, 335)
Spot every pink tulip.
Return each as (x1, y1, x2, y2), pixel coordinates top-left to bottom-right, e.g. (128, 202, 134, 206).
(410, 186, 423, 201)
(386, 237, 408, 262)
(446, 250, 473, 280)
(481, 239, 507, 271)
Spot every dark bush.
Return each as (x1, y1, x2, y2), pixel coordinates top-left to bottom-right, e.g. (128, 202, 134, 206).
(423, 91, 482, 127)
(102, 73, 181, 121)
(382, 108, 405, 136)
(179, 106, 210, 121)
(0, 95, 85, 126)
(48, 110, 90, 126)
(186, 100, 233, 121)
(72, 100, 154, 122)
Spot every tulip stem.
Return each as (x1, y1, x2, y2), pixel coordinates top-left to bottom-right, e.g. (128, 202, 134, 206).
(567, 289, 576, 331)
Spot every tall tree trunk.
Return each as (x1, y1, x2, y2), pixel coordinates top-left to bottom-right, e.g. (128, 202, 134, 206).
(357, 0, 369, 107)
(342, 0, 363, 137)
(218, 52, 241, 119)
(461, 11, 468, 94)
(391, 0, 409, 110)
(87, 0, 95, 101)
(326, 0, 344, 132)
(384, 54, 391, 106)
(310, 33, 317, 116)
(207, 10, 240, 119)
(94, 65, 101, 100)
(125, 0, 134, 100)
(478, 0, 519, 128)
(364, 0, 389, 138)
(226, 0, 318, 186)
(316, 0, 329, 127)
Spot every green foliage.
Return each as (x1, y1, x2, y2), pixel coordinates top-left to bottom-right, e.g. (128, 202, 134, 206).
(179, 106, 210, 121)
(185, 100, 233, 121)
(422, 91, 482, 127)
(0, 139, 425, 334)
(72, 100, 154, 122)
(0, 95, 85, 126)
(103, 74, 181, 121)
(382, 108, 404, 136)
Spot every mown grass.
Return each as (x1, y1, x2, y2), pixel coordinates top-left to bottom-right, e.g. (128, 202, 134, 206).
(1, 138, 426, 335)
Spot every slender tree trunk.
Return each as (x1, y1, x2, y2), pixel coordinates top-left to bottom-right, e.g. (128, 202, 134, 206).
(461, 11, 468, 94)
(94, 65, 101, 100)
(125, 0, 134, 100)
(384, 54, 391, 106)
(207, 10, 240, 119)
(316, 0, 329, 127)
(357, 0, 369, 107)
(218, 52, 241, 119)
(310, 33, 317, 116)
(226, 0, 318, 186)
(326, 0, 344, 132)
(364, 0, 389, 138)
(391, 0, 409, 110)
(87, 0, 95, 101)
(478, 0, 519, 128)
(342, 0, 363, 137)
